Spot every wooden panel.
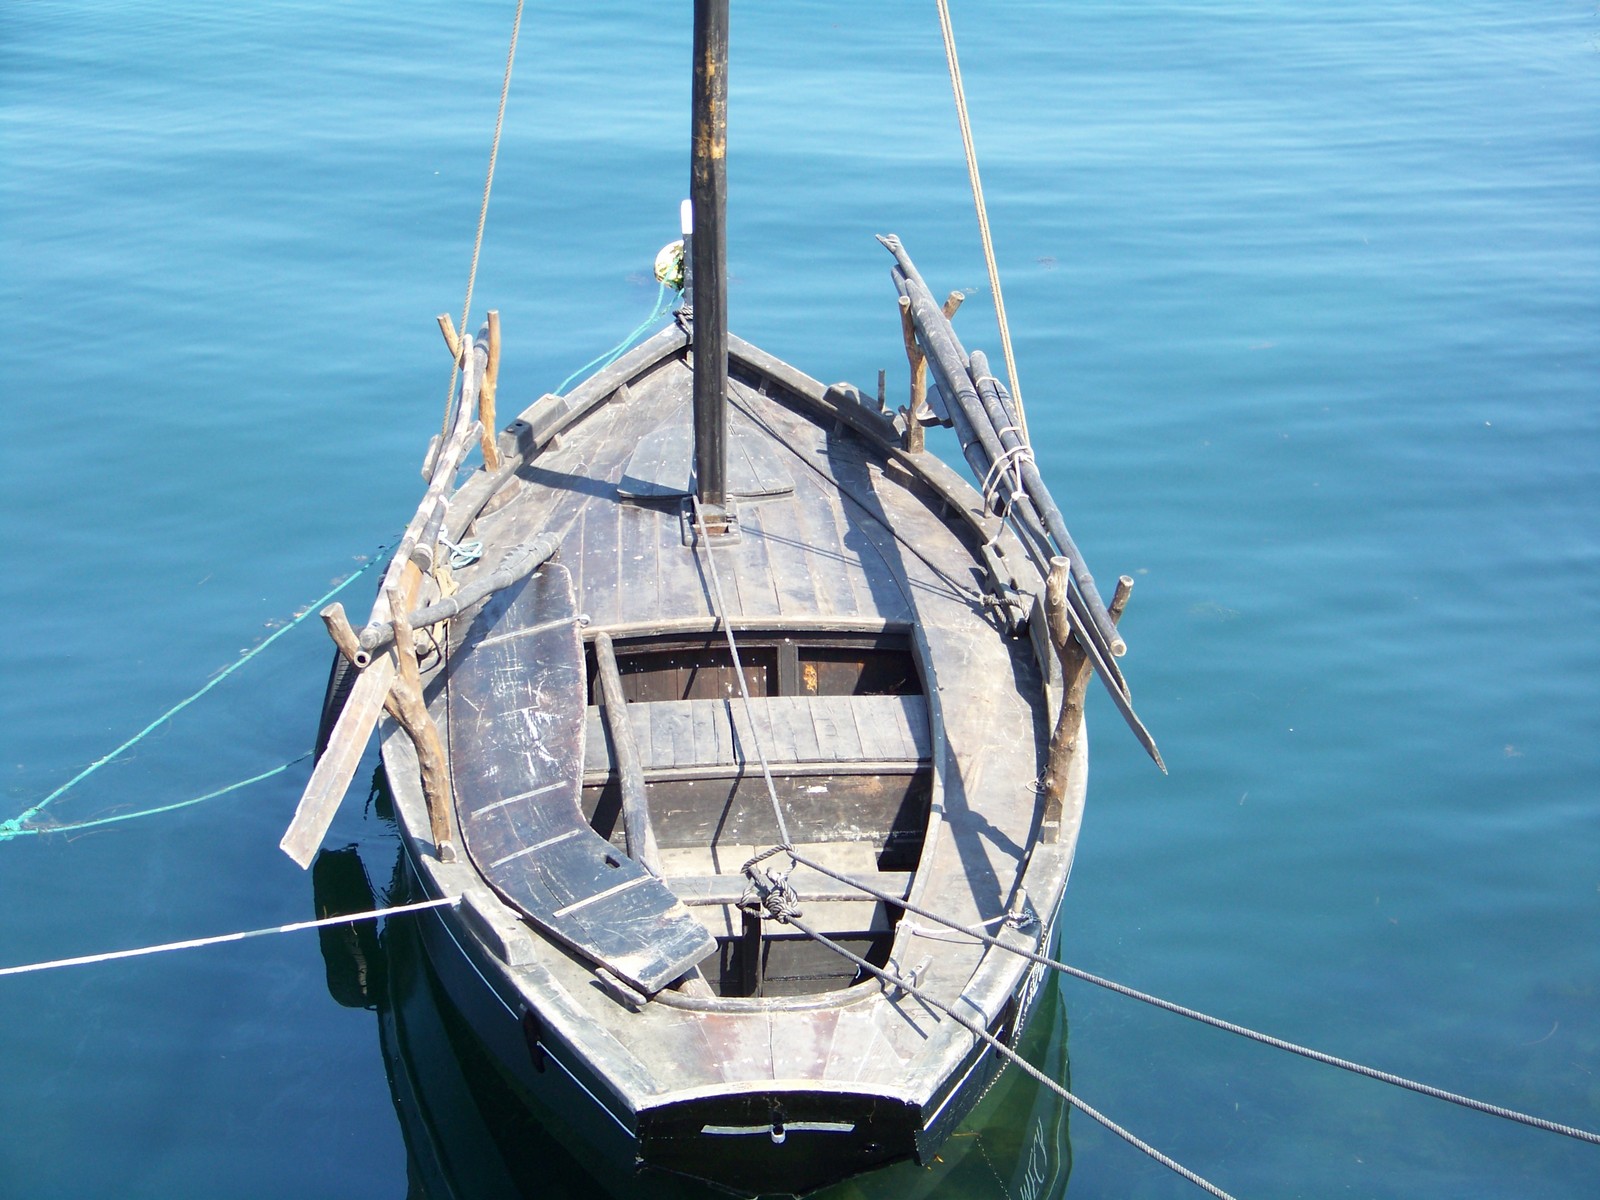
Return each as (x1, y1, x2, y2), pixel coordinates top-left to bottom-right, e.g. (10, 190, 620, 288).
(615, 501, 662, 629)
(447, 562, 714, 993)
(582, 695, 931, 774)
(743, 493, 821, 620)
(807, 694, 867, 762)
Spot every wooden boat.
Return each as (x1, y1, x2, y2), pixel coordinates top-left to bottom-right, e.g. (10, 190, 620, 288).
(283, 5, 1159, 1195)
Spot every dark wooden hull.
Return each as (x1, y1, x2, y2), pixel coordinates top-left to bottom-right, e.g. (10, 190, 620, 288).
(376, 314, 1089, 1196)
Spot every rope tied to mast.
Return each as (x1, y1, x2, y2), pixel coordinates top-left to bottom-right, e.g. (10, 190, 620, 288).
(689, 499, 793, 849)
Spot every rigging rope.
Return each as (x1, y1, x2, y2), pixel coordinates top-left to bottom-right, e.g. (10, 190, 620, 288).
(778, 847, 1600, 1148)
(934, 0, 1029, 444)
(555, 280, 676, 395)
(442, 0, 527, 439)
(2, 555, 384, 840)
(689, 499, 792, 850)
(760, 898, 1235, 1198)
(0, 897, 457, 979)
(1, 754, 313, 842)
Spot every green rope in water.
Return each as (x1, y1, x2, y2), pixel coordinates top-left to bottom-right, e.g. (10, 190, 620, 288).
(0, 754, 313, 842)
(1, 555, 384, 840)
(555, 280, 675, 395)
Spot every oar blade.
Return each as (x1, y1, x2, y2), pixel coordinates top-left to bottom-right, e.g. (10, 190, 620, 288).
(280, 655, 396, 868)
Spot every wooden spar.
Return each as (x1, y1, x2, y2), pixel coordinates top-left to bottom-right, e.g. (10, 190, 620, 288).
(353, 342, 487, 664)
(593, 632, 662, 877)
(1042, 566, 1136, 836)
(280, 330, 489, 866)
(886, 244, 1130, 692)
(691, 0, 729, 518)
(883, 235, 1123, 655)
(882, 235, 1162, 767)
(358, 532, 560, 656)
(896, 295, 927, 453)
(479, 310, 502, 471)
(385, 575, 456, 859)
(969, 348, 1125, 661)
(280, 651, 398, 868)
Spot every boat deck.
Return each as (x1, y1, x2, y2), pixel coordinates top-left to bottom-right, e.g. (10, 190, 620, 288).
(391, 335, 1078, 1115)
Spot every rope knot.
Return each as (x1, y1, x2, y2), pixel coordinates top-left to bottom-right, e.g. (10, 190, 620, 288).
(740, 846, 802, 924)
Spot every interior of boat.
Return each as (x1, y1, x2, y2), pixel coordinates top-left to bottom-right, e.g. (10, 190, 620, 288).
(579, 626, 932, 998)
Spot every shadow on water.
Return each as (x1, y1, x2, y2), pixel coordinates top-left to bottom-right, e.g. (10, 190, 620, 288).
(308, 770, 1077, 1200)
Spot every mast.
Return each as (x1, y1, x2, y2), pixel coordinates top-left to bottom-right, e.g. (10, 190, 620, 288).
(691, 0, 729, 524)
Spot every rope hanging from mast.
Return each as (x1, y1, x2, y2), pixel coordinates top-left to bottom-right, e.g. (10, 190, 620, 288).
(934, 0, 1029, 445)
(442, 0, 527, 439)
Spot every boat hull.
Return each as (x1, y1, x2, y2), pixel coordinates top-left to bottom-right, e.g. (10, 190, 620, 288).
(398, 833, 1064, 1197)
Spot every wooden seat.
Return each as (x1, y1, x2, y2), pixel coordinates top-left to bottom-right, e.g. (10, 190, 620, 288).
(583, 694, 931, 776)
(447, 563, 716, 994)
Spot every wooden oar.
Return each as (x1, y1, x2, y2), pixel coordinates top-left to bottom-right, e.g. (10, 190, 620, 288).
(280, 328, 488, 867)
(280, 652, 397, 868)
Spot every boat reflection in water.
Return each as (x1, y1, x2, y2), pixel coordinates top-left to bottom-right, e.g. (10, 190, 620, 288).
(312, 780, 1074, 1200)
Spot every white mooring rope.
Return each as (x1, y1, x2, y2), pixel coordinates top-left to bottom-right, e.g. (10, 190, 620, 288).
(0, 898, 457, 979)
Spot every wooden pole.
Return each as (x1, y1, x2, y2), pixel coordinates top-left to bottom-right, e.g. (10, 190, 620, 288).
(897, 295, 927, 453)
(1042, 564, 1137, 839)
(479, 310, 502, 471)
(385, 578, 456, 861)
(436, 313, 463, 363)
(281, 340, 487, 865)
(691, 0, 730, 518)
(594, 632, 662, 877)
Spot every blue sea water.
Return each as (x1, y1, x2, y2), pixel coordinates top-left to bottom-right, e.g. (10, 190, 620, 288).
(3, 3, 1596, 1197)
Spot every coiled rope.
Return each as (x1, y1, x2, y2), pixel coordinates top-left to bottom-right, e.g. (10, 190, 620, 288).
(777, 846, 1600, 1148)
(442, 0, 526, 439)
(0, 897, 457, 979)
(934, 0, 1028, 444)
(2, 556, 383, 840)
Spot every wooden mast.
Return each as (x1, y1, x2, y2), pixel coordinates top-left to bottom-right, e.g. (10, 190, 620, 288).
(691, 0, 730, 526)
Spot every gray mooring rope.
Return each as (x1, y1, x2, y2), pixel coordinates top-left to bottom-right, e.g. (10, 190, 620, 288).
(779, 846, 1600, 1148)
(0, 898, 457, 979)
(760, 896, 1236, 1199)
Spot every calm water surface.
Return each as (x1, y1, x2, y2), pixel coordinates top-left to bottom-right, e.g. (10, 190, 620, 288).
(3, 3, 1596, 1197)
